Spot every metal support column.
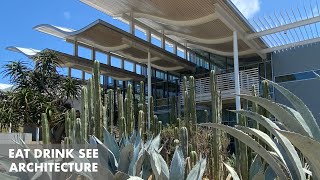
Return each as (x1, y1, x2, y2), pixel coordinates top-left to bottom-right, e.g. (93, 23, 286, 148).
(233, 31, 241, 123)
(147, 51, 151, 130)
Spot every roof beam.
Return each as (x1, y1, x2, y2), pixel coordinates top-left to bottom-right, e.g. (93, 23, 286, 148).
(261, 36, 320, 53)
(214, 4, 267, 59)
(164, 30, 233, 44)
(128, 12, 219, 27)
(247, 15, 320, 40)
(188, 43, 255, 57)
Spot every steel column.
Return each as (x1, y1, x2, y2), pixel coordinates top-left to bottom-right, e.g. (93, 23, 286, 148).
(233, 31, 241, 123)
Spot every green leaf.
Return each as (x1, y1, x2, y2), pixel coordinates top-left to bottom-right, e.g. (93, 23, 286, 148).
(239, 94, 312, 137)
(265, 166, 277, 180)
(186, 157, 206, 180)
(277, 130, 320, 179)
(200, 123, 289, 180)
(90, 136, 118, 173)
(103, 127, 120, 161)
(233, 110, 305, 180)
(149, 149, 169, 180)
(268, 80, 320, 141)
(148, 133, 160, 151)
(235, 126, 286, 164)
(249, 155, 263, 180)
(169, 147, 185, 180)
(223, 162, 240, 180)
(118, 144, 134, 173)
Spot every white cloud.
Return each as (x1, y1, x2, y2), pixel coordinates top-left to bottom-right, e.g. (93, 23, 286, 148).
(231, 0, 261, 19)
(0, 83, 12, 90)
(63, 11, 71, 20)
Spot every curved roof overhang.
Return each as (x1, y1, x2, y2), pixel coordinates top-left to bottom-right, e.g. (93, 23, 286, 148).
(80, 0, 268, 59)
(6, 46, 145, 81)
(34, 20, 195, 73)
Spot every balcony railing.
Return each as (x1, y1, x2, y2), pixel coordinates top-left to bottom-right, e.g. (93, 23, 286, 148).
(180, 68, 260, 104)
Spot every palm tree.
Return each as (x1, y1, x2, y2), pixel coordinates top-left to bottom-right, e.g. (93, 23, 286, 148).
(1, 50, 80, 141)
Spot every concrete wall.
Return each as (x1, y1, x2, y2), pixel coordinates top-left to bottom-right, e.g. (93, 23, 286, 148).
(272, 43, 320, 124)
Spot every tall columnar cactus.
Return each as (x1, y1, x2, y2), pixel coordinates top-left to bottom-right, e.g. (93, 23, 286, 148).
(126, 84, 134, 135)
(87, 78, 94, 136)
(149, 96, 154, 133)
(210, 70, 221, 180)
(81, 86, 88, 143)
(184, 90, 189, 131)
(93, 61, 102, 140)
(108, 89, 114, 133)
(41, 113, 50, 144)
(70, 108, 76, 144)
(138, 110, 144, 134)
(251, 85, 259, 128)
(189, 76, 197, 131)
(170, 96, 177, 125)
(190, 151, 198, 167)
(139, 81, 145, 106)
(237, 115, 249, 180)
(180, 127, 189, 157)
(204, 110, 209, 123)
(118, 93, 125, 137)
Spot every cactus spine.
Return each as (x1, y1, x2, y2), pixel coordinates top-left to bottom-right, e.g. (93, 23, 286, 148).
(93, 61, 102, 140)
(108, 89, 114, 133)
(41, 113, 50, 144)
(210, 70, 221, 180)
(189, 76, 197, 131)
(81, 86, 88, 143)
(70, 108, 76, 144)
(180, 127, 189, 157)
(150, 96, 154, 133)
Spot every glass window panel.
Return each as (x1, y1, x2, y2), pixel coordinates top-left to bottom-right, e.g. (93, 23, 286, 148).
(111, 56, 121, 68)
(135, 25, 147, 40)
(95, 51, 107, 64)
(124, 61, 134, 72)
(78, 46, 92, 59)
(151, 34, 161, 47)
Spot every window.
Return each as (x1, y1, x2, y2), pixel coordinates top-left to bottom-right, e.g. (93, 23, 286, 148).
(275, 71, 318, 83)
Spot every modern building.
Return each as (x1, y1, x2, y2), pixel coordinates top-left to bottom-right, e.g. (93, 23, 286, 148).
(7, 0, 320, 125)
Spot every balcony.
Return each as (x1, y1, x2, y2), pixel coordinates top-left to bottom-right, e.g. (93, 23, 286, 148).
(180, 68, 260, 104)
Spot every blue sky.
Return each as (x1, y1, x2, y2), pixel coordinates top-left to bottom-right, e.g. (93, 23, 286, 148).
(0, 0, 307, 87)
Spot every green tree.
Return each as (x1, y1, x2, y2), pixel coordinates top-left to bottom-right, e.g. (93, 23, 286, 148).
(1, 50, 80, 141)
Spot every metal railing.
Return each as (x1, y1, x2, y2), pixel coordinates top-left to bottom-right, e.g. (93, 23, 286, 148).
(180, 68, 260, 103)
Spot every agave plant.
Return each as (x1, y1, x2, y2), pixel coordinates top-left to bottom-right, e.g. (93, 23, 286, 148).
(200, 74, 320, 180)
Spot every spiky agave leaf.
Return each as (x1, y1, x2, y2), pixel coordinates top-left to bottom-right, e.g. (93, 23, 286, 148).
(118, 144, 134, 173)
(235, 126, 286, 164)
(239, 94, 312, 138)
(103, 127, 120, 161)
(277, 130, 320, 179)
(268, 80, 320, 141)
(233, 110, 305, 180)
(149, 149, 169, 180)
(90, 136, 118, 173)
(249, 155, 263, 180)
(200, 123, 289, 179)
(169, 147, 185, 180)
(223, 162, 240, 180)
(186, 156, 206, 180)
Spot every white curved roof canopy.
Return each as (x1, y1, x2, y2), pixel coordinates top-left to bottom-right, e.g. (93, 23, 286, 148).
(34, 20, 195, 73)
(80, 0, 268, 59)
(6, 46, 145, 81)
